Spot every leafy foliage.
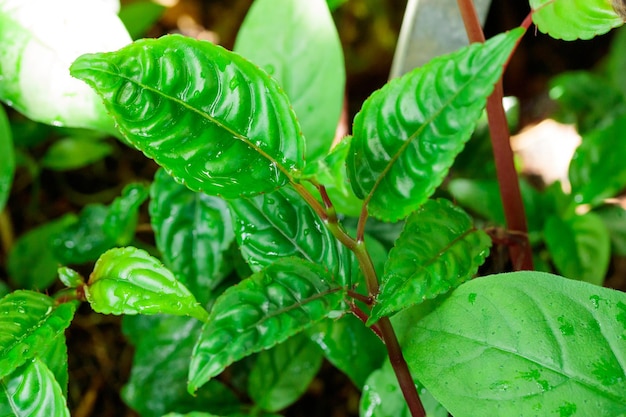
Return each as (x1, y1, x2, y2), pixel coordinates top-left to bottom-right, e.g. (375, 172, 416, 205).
(0, 104, 13, 211)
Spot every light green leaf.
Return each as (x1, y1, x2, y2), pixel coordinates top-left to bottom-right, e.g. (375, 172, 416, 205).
(249, 333, 323, 412)
(347, 29, 523, 221)
(0, 358, 70, 417)
(369, 199, 491, 324)
(57, 266, 85, 288)
(0, 104, 14, 211)
(405, 271, 626, 417)
(0, 290, 77, 380)
(86, 247, 208, 321)
(530, 0, 623, 41)
(544, 212, 610, 285)
(234, 0, 344, 161)
(150, 169, 234, 305)
(40, 334, 69, 397)
(122, 315, 240, 417)
(0, 0, 130, 132)
(188, 257, 345, 393)
(596, 204, 626, 256)
(40, 136, 113, 171)
(71, 34, 304, 199)
(119, 0, 165, 39)
(228, 186, 354, 286)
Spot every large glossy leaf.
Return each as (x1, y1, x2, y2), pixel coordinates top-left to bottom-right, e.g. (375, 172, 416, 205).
(228, 186, 354, 286)
(188, 257, 345, 393)
(71, 34, 304, 199)
(86, 247, 208, 321)
(530, 0, 623, 41)
(234, 0, 344, 161)
(544, 212, 610, 286)
(0, 358, 69, 417)
(122, 315, 240, 417)
(369, 199, 491, 324)
(0, 0, 130, 132)
(150, 168, 234, 305)
(248, 333, 323, 412)
(308, 314, 386, 388)
(0, 290, 77, 380)
(346, 29, 523, 221)
(569, 115, 626, 209)
(405, 271, 626, 417)
(0, 104, 13, 211)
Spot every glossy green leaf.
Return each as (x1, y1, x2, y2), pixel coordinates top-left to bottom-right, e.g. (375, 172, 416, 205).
(530, 0, 623, 41)
(544, 213, 610, 285)
(228, 186, 354, 286)
(40, 334, 69, 397)
(300, 138, 351, 194)
(347, 29, 523, 221)
(405, 271, 626, 417)
(188, 257, 345, 393)
(0, 0, 130, 132)
(0, 358, 69, 417)
(150, 168, 234, 305)
(596, 204, 626, 256)
(71, 34, 304, 199)
(122, 314, 239, 417)
(369, 199, 490, 323)
(234, 0, 344, 161)
(0, 290, 77, 380)
(86, 246, 208, 321)
(360, 360, 448, 417)
(8, 215, 76, 289)
(40, 136, 113, 171)
(569, 115, 626, 208)
(119, 0, 165, 39)
(249, 333, 323, 412)
(57, 266, 85, 288)
(104, 182, 149, 244)
(308, 314, 385, 388)
(0, 104, 14, 211)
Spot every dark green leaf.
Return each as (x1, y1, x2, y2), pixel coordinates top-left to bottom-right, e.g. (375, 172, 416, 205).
(360, 360, 448, 417)
(150, 168, 234, 304)
(228, 186, 354, 286)
(308, 314, 385, 388)
(0, 290, 77, 380)
(40, 136, 113, 171)
(530, 0, 623, 41)
(569, 115, 626, 208)
(0, 104, 14, 211)
(595, 204, 626, 256)
(369, 199, 490, 323)
(71, 34, 304, 199)
(122, 315, 240, 417)
(544, 212, 610, 285)
(347, 29, 523, 221)
(249, 333, 323, 412)
(119, 1, 165, 39)
(0, 358, 69, 417)
(103, 182, 149, 244)
(86, 246, 208, 321)
(8, 215, 77, 289)
(188, 257, 345, 393)
(234, 0, 344, 161)
(405, 271, 626, 417)
(606, 25, 626, 98)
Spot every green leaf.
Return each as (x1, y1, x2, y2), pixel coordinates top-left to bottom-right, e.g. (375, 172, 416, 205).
(606, 25, 626, 99)
(0, 0, 130, 133)
(150, 168, 234, 305)
(86, 246, 208, 321)
(595, 204, 626, 256)
(0, 290, 77, 380)
(119, 0, 165, 39)
(57, 266, 85, 288)
(326, 0, 347, 10)
(188, 257, 345, 393)
(70, 34, 304, 199)
(569, 115, 626, 208)
(228, 186, 354, 286)
(404, 271, 626, 417)
(544, 213, 610, 285)
(360, 360, 448, 417)
(0, 358, 70, 417)
(347, 29, 523, 221)
(249, 333, 323, 412)
(122, 315, 240, 417)
(104, 182, 149, 244)
(8, 215, 77, 289)
(40, 136, 113, 171)
(40, 335, 69, 397)
(308, 314, 386, 388)
(530, 0, 623, 41)
(234, 0, 344, 161)
(0, 104, 14, 211)
(369, 199, 490, 323)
